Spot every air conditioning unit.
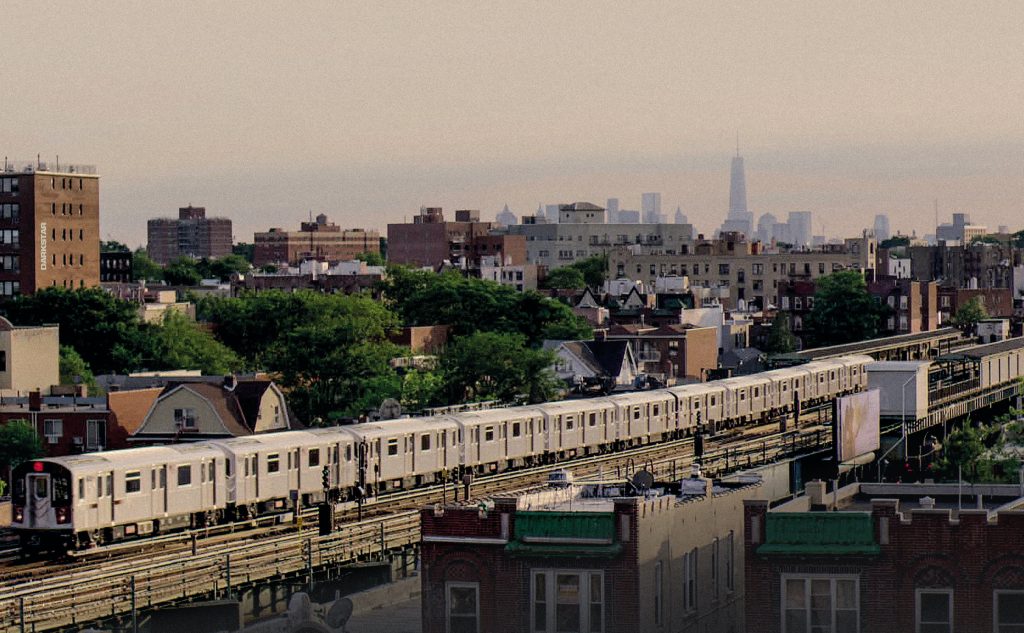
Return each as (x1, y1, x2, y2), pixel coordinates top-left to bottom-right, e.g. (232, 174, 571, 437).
(72, 437, 83, 445)
(46, 435, 59, 444)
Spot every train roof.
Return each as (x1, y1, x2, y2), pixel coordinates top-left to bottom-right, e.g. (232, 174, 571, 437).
(938, 336, 1024, 361)
(607, 390, 674, 406)
(452, 407, 545, 424)
(536, 398, 617, 414)
(36, 444, 223, 475)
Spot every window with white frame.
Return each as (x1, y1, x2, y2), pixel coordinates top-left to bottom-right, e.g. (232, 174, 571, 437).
(916, 588, 952, 633)
(683, 548, 698, 612)
(532, 570, 603, 633)
(995, 590, 1024, 633)
(174, 408, 196, 429)
(446, 582, 479, 633)
(783, 576, 858, 633)
(43, 419, 63, 444)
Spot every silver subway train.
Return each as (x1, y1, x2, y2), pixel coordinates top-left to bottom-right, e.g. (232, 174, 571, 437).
(11, 355, 872, 551)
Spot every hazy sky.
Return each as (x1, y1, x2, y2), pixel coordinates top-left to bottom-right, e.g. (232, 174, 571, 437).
(3, 2, 1023, 246)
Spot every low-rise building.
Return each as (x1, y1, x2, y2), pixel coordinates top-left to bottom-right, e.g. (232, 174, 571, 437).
(601, 323, 718, 383)
(130, 376, 294, 443)
(0, 317, 59, 396)
(232, 259, 385, 296)
(545, 339, 638, 390)
(253, 214, 379, 266)
(745, 480, 1024, 633)
(421, 473, 763, 633)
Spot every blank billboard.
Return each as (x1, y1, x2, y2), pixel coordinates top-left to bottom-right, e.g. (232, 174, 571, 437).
(835, 389, 881, 463)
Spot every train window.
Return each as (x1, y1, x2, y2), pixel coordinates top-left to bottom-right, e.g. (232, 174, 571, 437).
(458, 430, 463, 443)
(633, 408, 641, 420)
(565, 418, 574, 430)
(125, 471, 141, 494)
(226, 460, 233, 477)
(309, 449, 321, 467)
(34, 477, 48, 499)
(589, 413, 597, 427)
(653, 405, 660, 417)
(105, 475, 113, 497)
(160, 468, 167, 488)
(209, 462, 215, 481)
(754, 387, 760, 397)
(79, 478, 85, 499)
(710, 396, 717, 406)
(201, 463, 207, 483)
(830, 371, 836, 380)
(346, 446, 352, 461)
(293, 449, 300, 469)
(513, 422, 521, 437)
(244, 457, 250, 477)
(485, 426, 495, 441)
(421, 435, 431, 451)
(387, 439, 399, 456)
(96, 476, 103, 496)
(740, 391, 746, 401)
(178, 466, 192, 487)
(53, 477, 69, 503)
(267, 454, 281, 473)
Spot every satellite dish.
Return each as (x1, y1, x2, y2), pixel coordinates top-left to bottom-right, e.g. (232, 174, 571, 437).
(379, 398, 402, 420)
(632, 469, 655, 491)
(327, 597, 354, 629)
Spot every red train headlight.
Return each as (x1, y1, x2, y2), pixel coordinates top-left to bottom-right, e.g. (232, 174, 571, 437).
(13, 506, 24, 523)
(55, 507, 70, 524)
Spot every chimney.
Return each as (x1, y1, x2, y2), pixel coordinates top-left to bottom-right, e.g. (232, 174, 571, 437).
(29, 390, 42, 412)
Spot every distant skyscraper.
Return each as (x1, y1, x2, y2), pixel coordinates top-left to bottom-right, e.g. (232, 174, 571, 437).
(496, 203, 517, 227)
(756, 213, 778, 243)
(606, 198, 620, 224)
(618, 209, 640, 223)
(787, 211, 813, 248)
(641, 192, 662, 224)
(721, 145, 754, 236)
(873, 214, 891, 241)
(674, 206, 688, 225)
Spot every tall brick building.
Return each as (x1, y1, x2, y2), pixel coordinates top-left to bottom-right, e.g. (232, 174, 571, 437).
(745, 480, 1024, 632)
(0, 161, 100, 296)
(421, 475, 762, 633)
(146, 205, 232, 264)
(388, 207, 525, 269)
(253, 214, 379, 266)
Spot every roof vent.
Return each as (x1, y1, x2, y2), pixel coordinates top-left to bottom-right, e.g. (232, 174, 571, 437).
(919, 496, 936, 510)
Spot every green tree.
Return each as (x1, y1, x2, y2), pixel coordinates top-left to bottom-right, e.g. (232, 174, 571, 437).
(355, 251, 386, 266)
(100, 240, 131, 253)
(208, 254, 251, 281)
(132, 249, 163, 282)
(952, 297, 988, 331)
(232, 242, 255, 263)
(59, 346, 98, 394)
(400, 370, 444, 412)
(1012, 230, 1024, 249)
(542, 267, 586, 290)
(765, 312, 797, 355)
(935, 423, 989, 482)
(146, 312, 243, 374)
(163, 257, 203, 286)
(805, 270, 885, 347)
(0, 420, 44, 475)
(568, 254, 610, 289)
(879, 236, 910, 249)
(440, 331, 562, 404)
(2, 287, 147, 374)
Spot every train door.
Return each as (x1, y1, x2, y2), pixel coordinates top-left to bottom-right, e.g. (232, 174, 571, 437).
(226, 458, 236, 505)
(26, 472, 51, 528)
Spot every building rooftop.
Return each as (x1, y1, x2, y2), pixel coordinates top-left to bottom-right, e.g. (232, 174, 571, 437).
(938, 336, 1024, 361)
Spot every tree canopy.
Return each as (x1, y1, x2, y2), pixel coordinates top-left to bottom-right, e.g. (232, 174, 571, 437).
(879, 236, 910, 249)
(805, 270, 886, 347)
(381, 267, 591, 345)
(132, 249, 163, 282)
(59, 346, 98, 394)
(100, 240, 131, 253)
(952, 297, 988, 330)
(764, 312, 797, 355)
(440, 331, 562, 404)
(0, 420, 43, 474)
(541, 267, 586, 290)
(355, 251, 386, 266)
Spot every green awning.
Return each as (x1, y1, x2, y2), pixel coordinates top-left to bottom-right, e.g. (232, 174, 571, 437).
(757, 512, 879, 556)
(513, 511, 616, 542)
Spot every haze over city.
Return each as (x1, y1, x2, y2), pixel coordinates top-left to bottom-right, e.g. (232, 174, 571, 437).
(3, 1, 1023, 245)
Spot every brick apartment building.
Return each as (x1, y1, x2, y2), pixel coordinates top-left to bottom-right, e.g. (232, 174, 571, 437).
(421, 474, 762, 633)
(388, 207, 525, 269)
(253, 213, 379, 266)
(0, 161, 100, 296)
(147, 205, 232, 264)
(938, 286, 1015, 323)
(745, 480, 1024, 633)
(601, 323, 718, 383)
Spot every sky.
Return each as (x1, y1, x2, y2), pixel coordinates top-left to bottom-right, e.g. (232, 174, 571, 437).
(3, 2, 1023, 247)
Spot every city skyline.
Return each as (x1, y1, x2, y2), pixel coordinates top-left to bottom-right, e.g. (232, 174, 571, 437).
(3, 2, 1023, 246)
